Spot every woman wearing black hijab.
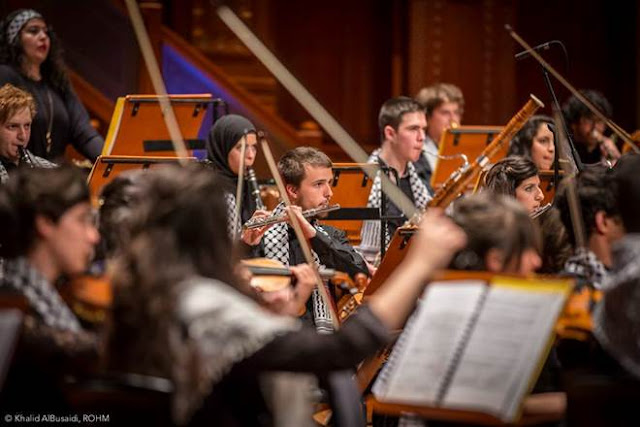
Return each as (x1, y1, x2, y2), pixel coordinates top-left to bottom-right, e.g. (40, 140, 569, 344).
(205, 114, 260, 237)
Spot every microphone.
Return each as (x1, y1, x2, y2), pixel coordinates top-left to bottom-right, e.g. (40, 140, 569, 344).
(515, 40, 558, 61)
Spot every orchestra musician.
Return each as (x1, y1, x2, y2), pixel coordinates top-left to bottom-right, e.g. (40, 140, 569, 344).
(593, 153, 640, 367)
(558, 154, 640, 424)
(484, 155, 544, 215)
(241, 146, 369, 330)
(105, 164, 467, 426)
(562, 90, 621, 165)
(204, 114, 262, 237)
(360, 97, 431, 262)
(0, 83, 55, 182)
(0, 166, 99, 412)
(484, 156, 572, 273)
(556, 165, 624, 289)
(414, 83, 465, 190)
(450, 192, 542, 275)
(508, 115, 556, 170)
(0, 9, 104, 161)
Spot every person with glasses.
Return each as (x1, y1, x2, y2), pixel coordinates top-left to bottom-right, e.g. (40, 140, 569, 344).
(0, 165, 100, 413)
(0, 9, 104, 162)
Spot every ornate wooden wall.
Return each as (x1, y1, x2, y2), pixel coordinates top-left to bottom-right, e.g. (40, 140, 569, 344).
(2, 0, 636, 158)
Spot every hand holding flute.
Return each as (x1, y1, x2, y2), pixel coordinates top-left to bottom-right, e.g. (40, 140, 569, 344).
(240, 204, 341, 246)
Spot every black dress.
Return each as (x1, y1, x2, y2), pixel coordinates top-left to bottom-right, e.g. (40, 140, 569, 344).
(0, 65, 104, 161)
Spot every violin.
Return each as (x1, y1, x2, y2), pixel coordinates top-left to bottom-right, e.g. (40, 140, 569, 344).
(335, 273, 369, 322)
(64, 273, 113, 326)
(241, 258, 365, 322)
(621, 130, 640, 154)
(555, 285, 601, 342)
(241, 258, 294, 293)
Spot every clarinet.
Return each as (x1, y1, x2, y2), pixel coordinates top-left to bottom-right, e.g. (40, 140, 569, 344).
(18, 146, 34, 168)
(246, 167, 266, 210)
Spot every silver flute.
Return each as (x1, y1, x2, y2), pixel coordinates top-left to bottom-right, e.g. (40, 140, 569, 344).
(531, 202, 552, 219)
(242, 204, 340, 230)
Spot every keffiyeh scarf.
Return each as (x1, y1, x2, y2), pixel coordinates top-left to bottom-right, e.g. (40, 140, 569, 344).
(0, 151, 57, 184)
(262, 202, 335, 334)
(564, 247, 610, 290)
(1, 257, 81, 332)
(173, 276, 303, 425)
(360, 149, 431, 257)
(224, 192, 242, 239)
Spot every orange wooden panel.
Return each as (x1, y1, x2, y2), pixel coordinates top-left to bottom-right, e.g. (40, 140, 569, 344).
(102, 94, 213, 157)
(323, 163, 378, 245)
(431, 126, 505, 190)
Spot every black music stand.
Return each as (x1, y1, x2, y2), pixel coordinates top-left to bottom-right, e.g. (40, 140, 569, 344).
(323, 163, 399, 256)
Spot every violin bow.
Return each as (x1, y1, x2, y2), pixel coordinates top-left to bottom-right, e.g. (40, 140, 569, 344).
(259, 133, 341, 330)
(553, 108, 587, 250)
(233, 132, 248, 238)
(216, 4, 419, 221)
(506, 25, 640, 154)
(124, 0, 190, 162)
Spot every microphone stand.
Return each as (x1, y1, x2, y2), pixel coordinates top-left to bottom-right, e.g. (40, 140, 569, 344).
(540, 66, 584, 180)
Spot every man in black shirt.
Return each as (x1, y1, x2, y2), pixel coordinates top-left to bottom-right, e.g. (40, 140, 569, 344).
(242, 146, 369, 331)
(360, 97, 431, 262)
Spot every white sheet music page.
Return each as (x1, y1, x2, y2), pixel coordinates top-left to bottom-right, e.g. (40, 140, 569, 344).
(373, 281, 485, 405)
(442, 285, 565, 421)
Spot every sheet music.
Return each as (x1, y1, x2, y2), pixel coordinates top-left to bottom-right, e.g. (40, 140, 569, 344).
(442, 285, 565, 421)
(373, 281, 486, 405)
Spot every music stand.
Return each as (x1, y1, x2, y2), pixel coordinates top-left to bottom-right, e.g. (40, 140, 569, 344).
(87, 155, 196, 207)
(322, 163, 388, 246)
(101, 94, 226, 157)
(431, 126, 504, 190)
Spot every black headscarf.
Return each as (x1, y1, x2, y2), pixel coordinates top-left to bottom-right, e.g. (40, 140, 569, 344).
(205, 114, 258, 223)
(205, 114, 256, 182)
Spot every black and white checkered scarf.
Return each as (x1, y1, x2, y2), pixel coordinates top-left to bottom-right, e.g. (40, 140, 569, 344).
(6, 9, 42, 45)
(224, 192, 242, 239)
(1, 257, 81, 333)
(262, 202, 334, 334)
(564, 247, 609, 290)
(0, 150, 57, 184)
(359, 149, 431, 258)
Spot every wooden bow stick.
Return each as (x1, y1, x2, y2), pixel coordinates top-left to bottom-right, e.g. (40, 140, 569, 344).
(260, 134, 340, 330)
(216, 5, 418, 220)
(506, 25, 639, 154)
(124, 0, 190, 162)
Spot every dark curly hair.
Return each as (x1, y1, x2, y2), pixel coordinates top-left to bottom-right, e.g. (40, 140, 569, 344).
(556, 164, 620, 246)
(562, 89, 612, 126)
(508, 115, 554, 160)
(0, 9, 70, 93)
